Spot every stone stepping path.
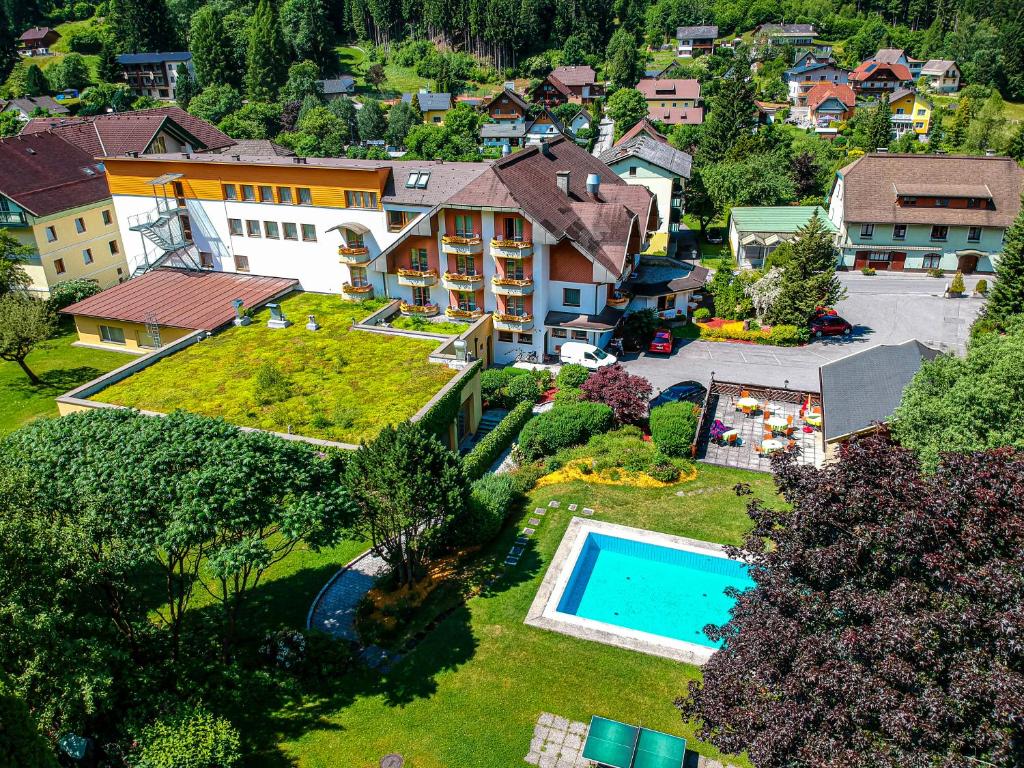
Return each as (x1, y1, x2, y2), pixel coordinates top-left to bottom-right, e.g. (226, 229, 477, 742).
(525, 712, 589, 767)
(503, 499, 598, 567)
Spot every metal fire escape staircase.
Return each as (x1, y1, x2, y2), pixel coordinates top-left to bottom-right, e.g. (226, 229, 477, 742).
(128, 173, 204, 276)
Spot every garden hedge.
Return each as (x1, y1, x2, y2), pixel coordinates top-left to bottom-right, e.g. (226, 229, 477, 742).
(463, 400, 535, 480)
(698, 323, 805, 346)
(556, 363, 589, 389)
(449, 473, 521, 548)
(649, 401, 700, 457)
(516, 401, 614, 462)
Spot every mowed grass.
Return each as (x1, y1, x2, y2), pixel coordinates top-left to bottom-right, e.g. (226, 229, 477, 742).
(0, 320, 133, 436)
(265, 465, 775, 768)
(95, 293, 457, 444)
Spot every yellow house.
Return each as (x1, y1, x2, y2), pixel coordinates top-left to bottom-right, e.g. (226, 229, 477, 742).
(404, 91, 452, 125)
(889, 88, 931, 136)
(0, 132, 128, 297)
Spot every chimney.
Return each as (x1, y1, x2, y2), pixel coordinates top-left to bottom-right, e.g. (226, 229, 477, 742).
(556, 170, 570, 196)
(586, 173, 601, 199)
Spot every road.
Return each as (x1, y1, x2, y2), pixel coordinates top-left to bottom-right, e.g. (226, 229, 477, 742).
(623, 272, 986, 394)
(592, 118, 614, 156)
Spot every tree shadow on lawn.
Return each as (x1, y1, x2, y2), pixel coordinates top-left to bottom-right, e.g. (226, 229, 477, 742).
(3, 365, 107, 397)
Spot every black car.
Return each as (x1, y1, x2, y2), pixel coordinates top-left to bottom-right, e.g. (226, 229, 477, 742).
(650, 381, 706, 409)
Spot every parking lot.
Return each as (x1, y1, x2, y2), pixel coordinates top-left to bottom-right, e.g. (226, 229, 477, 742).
(623, 272, 986, 394)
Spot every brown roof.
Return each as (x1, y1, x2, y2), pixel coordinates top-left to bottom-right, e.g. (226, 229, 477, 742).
(614, 118, 667, 147)
(204, 139, 294, 156)
(646, 106, 703, 125)
(550, 66, 598, 87)
(534, 74, 573, 99)
(837, 153, 1024, 227)
(61, 269, 298, 330)
(3, 96, 69, 116)
(482, 87, 529, 113)
(19, 26, 58, 42)
(873, 48, 907, 64)
(806, 83, 856, 112)
(635, 78, 701, 101)
(849, 61, 912, 83)
(0, 132, 112, 217)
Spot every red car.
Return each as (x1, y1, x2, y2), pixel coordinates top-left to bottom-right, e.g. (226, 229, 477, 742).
(809, 315, 853, 338)
(648, 328, 674, 354)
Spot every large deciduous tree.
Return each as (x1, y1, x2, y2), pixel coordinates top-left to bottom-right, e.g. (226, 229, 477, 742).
(245, 0, 288, 102)
(0, 673, 58, 768)
(605, 27, 641, 90)
(0, 229, 32, 297)
(679, 433, 1024, 768)
(0, 293, 55, 384)
(607, 87, 648, 140)
(356, 97, 387, 141)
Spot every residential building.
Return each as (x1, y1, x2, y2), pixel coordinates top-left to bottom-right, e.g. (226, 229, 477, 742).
(872, 48, 924, 78)
(784, 60, 850, 105)
(319, 77, 356, 99)
(827, 152, 1024, 273)
(806, 83, 856, 127)
(0, 132, 128, 297)
(920, 59, 960, 92)
(888, 88, 932, 137)
(102, 137, 658, 364)
(792, 48, 832, 68)
(636, 78, 701, 110)
(848, 61, 913, 95)
(755, 101, 788, 124)
(17, 26, 60, 55)
(117, 52, 194, 101)
(568, 109, 592, 137)
(482, 88, 530, 124)
(530, 66, 603, 107)
(614, 119, 667, 147)
(819, 340, 939, 458)
(481, 122, 526, 150)
(1, 96, 69, 121)
(646, 106, 703, 126)
(525, 108, 567, 144)
(62, 268, 297, 351)
(728, 206, 836, 269)
(755, 24, 816, 46)
(402, 90, 452, 124)
(600, 133, 692, 237)
(675, 25, 718, 57)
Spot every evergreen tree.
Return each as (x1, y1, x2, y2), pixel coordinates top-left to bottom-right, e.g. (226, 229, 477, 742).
(174, 63, 197, 109)
(245, 0, 287, 102)
(97, 39, 122, 83)
(700, 73, 756, 163)
(766, 210, 844, 326)
(293, 0, 334, 75)
(1008, 123, 1024, 162)
(386, 99, 418, 147)
(356, 97, 387, 141)
(107, 0, 176, 53)
(947, 96, 971, 149)
(560, 35, 588, 66)
(605, 27, 640, 90)
(23, 65, 49, 96)
(984, 205, 1024, 325)
(0, 4, 18, 84)
(189, 6, 240, 89)
(865, 92, 892, 152)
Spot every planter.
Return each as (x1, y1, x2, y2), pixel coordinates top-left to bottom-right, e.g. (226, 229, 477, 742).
(342, 282, 374, 297)
(441, 235, 482, 255)
(400, 302, 440, 317)
(442, 272, 484, 291)
(491, 276, 534, 296)
(445, 307, 483, 319)
(492, 312, 534, 331)
(338, 246, 371, 264)
(490, 239, 533, 259)
(396, 268, 439, 287)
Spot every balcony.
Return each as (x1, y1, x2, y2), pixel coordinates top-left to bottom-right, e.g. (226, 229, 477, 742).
(441, 234, 483, 255)
(491, 276, 534, 296)
(492, 312, 534, 331)
(342, 282, 374, 297)
(400, 302, 440, 317)
(606, 292, 630, 309)
(338, 245, 371, 264)
(445, 307, 484, 319)
(442, 271, 484, 291)
(397, 268, 438, 287)
(490, 238, 533, 259)
(0, 210, 28, 226)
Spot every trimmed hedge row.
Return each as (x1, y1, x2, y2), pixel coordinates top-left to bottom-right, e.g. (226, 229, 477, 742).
(463, 400, 535, 480)
(698, 323, 806, 346)
(516, 402, 615, 462)
(649, 401, 700, 457)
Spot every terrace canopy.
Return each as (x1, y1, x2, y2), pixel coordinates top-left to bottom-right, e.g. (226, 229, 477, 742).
(581, 716, 687, 768)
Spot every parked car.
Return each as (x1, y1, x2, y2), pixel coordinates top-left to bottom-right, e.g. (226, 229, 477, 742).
(559, 341, 617, 370)
(649, 381, 706, 409)
(809, 314, 853, 338)
(648, 328, 674, 354)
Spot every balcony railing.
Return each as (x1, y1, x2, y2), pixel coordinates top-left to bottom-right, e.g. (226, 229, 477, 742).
(442, 271, 484, 290)
(492, 312, 534, 331)
(338, 245, 371, 264)
(400, 302, 440, 317)
(490, 239, 533, 258)
(441, 234, 483, 254)
(445, 307, 484, 319)
(491, 276, 534, 296)
(0, 210, 28, 226)
(606, 292, 631, 308)
(396, 268, 438, 287)
(342, 282, 374, 296)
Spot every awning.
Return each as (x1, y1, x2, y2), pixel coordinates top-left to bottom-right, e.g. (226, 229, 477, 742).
(146, 172, 183, 185)
(545, 306, 624, 331)
(581, 716, 687, 768)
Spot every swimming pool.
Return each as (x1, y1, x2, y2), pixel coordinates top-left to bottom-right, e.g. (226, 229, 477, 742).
(526, 519, 753, 664)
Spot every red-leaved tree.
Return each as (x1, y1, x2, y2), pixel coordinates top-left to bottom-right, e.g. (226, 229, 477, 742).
(679, 431, 1024, 768)
(580, 363, 652, 425)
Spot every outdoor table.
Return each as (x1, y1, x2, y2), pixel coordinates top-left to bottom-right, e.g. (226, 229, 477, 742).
(761, 438, 784, 454)
(766, 416, 788, 432)
(805, 413, 822, 427)
(737, 396, 759, 409)
(722, 429, 740, 443)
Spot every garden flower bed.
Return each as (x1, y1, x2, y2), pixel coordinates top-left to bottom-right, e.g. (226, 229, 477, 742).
(696, 318, 805, 346)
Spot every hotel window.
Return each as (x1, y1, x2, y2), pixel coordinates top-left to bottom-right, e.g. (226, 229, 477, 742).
(82, 248, 93, 265)
(102, 209, 112, 225)
(259, 185, 274, 203)
(518, 333, 533, 344)
(931, 225, 948, 241)
(297, 188, 313, 205)
(109, 239, 119, 255)
(968, 226, 982, 242)
(552, 328, 568, 338)
(387, 210, 408, 231)
(241, 185, 256, 202)
(506, 296, 527, 316)
(278, 187, 294, 204)
(904, 197, 917, 206)
(860, 223, 874, 239)
(457, 292, 478, 311)
(199, 251, 214, 268)
(410, 248, 429, 271)
(503, 217, 524, 241)
(301, 224, 316, 242)
(45, 226, 57, 242)
(283, 222, 298, 240)
(350, 266, 369, 287)
(892, 224, 906, 240)
(54, 258, 66, 274)
(457, 253, 476, 275)
(497, 331, 514, 342)
(657, 294, 676, 311)
(223, 184, 238, 200)
(345, 190, 377, 209)
(233, 253, 250, 272)
(504, 258, 523, 280)
(246, 219, 260, 237)
(571, 330, 588, 340)
(74, 217, 86, 233)
(99, 324, 126, 344)
(922, 253, 941, 269)
(563, 287, 581, 307)
(344, 228, 364, 247)
(228, 218, 243, 236)
(412, 286, 431, 306)
(454, 214, 474, 236)
(264, 221, 280, 239)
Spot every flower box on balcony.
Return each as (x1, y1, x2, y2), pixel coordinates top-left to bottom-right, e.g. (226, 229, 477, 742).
(396, 268, 438, 278)
(338, 245, 369, 255)
(490, 239, 531, 249)
(400, 302, 440, 317)
(442, 234, 482, 245)
(445, 307, 483, 319)
(396, 268, 439, 287)
(342, 282, 373, 295)
(443, 272, 483, 283)
(492, 277, 532, 287)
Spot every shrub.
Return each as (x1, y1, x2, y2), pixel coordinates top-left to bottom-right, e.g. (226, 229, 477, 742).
(950, 271, 966, 294)
(463, 400, 534, 480)
(697, 323, 805, 346)
(975, 278, 988, 295)
(927, 267, 944, 278)
(134, 705, 240, 768)
(480, 366, 530, 407)
(506, 373, 542, 405)
(47, 278, 101, 310)
(861, 266, 876, 276)
(648, 460, 681, 483)
(554, 386, 583, 405)
(448, 473, 520, 548)
(516, 402, 615, 461)
(252, 361, 292, 404)
(580, 364, 652, 425)
(693, 307, 711, 322)
(623, 308, 659, 347)
(556, 363, 589, 389)
(649, 401, 700, 457)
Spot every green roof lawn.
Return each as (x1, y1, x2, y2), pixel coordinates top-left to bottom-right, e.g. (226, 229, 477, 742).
(95, 293, 458, 444)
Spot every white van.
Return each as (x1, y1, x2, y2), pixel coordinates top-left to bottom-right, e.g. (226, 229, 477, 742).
(559, 341, 617, 370)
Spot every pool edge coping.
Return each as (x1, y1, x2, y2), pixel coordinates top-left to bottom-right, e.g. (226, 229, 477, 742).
(524, 517, 736, 666)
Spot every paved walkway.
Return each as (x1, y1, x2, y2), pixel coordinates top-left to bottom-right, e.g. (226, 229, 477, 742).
(308, 550, 387, 640)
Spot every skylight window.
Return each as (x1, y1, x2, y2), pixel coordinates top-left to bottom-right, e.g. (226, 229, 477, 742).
(415, 171, 429, 189)
(81, 166, 96, 176)
(406, 170, 430, 189)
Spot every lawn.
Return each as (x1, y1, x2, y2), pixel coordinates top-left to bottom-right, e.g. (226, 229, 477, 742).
(256, 464, 776, 768)
(683, 213, 733, 267)
(94, 293, 458, 444)
(0, 320, 132, 436)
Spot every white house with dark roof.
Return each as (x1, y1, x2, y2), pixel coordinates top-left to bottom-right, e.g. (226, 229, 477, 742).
(0, 96, 69, 121)
(116, 52, 194, 102)
(676, 25, 718, 56)
(319, 77, 356, 99)
(920, 60, 960, 92)
(600, 134, 692, 237)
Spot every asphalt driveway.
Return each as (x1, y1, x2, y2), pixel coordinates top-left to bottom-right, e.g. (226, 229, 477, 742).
(623, 272, 986, 394)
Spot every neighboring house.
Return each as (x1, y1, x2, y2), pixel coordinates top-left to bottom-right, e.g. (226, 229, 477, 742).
(819, 340, 939, 458)
(920, 59, 960, 92)
(784, 60, 850, 105)
(525, 108, 567, 144)
(568, 109, 592, 137)
(728, 206, 836, 269)
(62, 268, 297, 351)
(117, 52, 194, 101)
(102, 136, 657, 365)
(17, 26, 60, 55)
(531, 66, 603, 107)
(624, 259, 708, 319)
(755, 100, 788, 124)
(792, 49, 832, 68)
(319, 77, 356, 99)
(646, 106, 703, 126)
(19, 106, 235, 156)
(806, 82, 856, 126)
(755, 23, 816, 46)
(483, 88, 530, 124)
(402, 90, 452, 124)
(0, 132, 128, 297)
(848, 61, 913, 95)
(614, 118, 668, 147)
(889, 88, 932, 137)
(676, 25, 718, 57)
(0, 96, 70, 121)
(872, 48, 924, 78)
(635, 78, 701, 110)
(481, 122, 526, 149)
(827, 152, 1024, 273)
(600, 133, 692, 236)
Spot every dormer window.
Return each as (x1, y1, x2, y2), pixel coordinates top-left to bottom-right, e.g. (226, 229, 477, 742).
(935, 198, 949, 207)
(903, 196, 916, 206)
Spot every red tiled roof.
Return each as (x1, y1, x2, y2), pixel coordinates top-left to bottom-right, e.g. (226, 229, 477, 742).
(61, 269, 299, 330)
(849, 61, 912, 83)
(534, 74, 573, 99)
(0, 132, 112, 216)
(635, 78, 701, 101)
(614, 118, 668, 146)
(806, 83, 856, 112)
(646, 106, 703, 125)
(550, 66, 597, 87)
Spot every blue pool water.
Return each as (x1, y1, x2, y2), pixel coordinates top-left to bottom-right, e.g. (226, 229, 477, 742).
(555, 533, 754, 648)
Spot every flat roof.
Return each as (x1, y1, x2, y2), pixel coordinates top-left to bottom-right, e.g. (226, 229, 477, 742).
(729, 205, 836, 233)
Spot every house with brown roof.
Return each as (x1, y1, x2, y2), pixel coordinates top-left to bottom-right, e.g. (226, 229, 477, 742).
(530, 66, 603, 107)
(636, 78, 700, 109)
(0, 133, 128, 297)
(920, 59, 960, 92)
(482, 87, 530, 124)
(806, 82, 856, 126)
(848, 60, 913, 95)
(827, 152, 1024, 273)
(18, 26, 60, 55)
(871, 48, 924, 77)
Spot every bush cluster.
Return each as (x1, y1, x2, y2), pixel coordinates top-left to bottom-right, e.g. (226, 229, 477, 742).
(556, 363, 589, 389)
(516, 402, 614, 462)
(693, 307, 711, 322)
(47, 278, 101, 310)
(698, 323, 805, 346)
(649, 401, 700, 458)
(463, 400, 535, 480)
(480, 367, 548, 408)
(861, 266, 877, 276)
(448, 473, 522, 548)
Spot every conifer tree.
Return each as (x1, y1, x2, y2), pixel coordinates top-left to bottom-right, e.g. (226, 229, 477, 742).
(108, 0, 176, 53)
(97, 39, 122, 83)
(174, 63, 197, 109)
(985, 204, 1024, 325)
(190, 6, 240, 88)
(23, 65, 48, 96)
(700, 72, 756, 163)
(293, 0, 334, 75)
(865, 92, 892, 152)
(1009, 123, 1024, 163)
(245, 0, 288, 102)
(0, 4, 18, 83)
(947, 96, 971, 149)
(605, 27, 640, 90)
